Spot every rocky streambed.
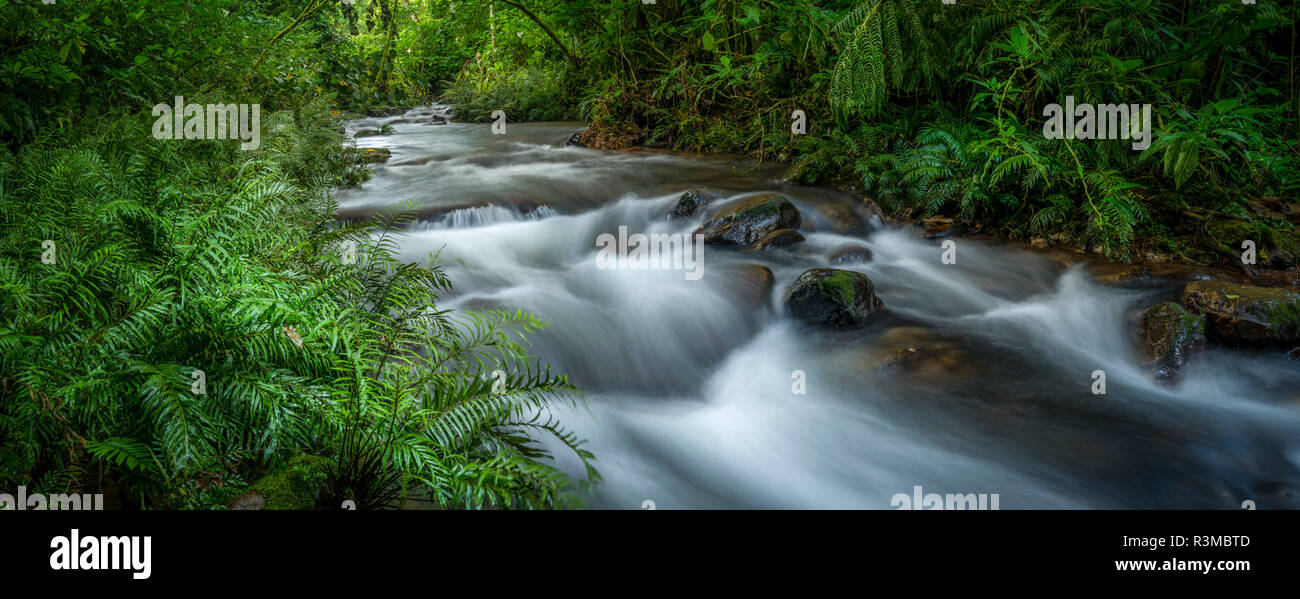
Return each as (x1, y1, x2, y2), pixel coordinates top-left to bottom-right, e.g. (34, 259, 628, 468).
(325, 106, 1300, 509)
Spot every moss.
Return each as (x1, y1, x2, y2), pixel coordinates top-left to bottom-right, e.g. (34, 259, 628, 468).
(751, 197, 783, 217)
(727, 194, 786, 219)
(249, 455, 332, 510)
(1179, 305, 1207, 337)
(1267, 298, 1300, 337)
(817, 270, 860, 307)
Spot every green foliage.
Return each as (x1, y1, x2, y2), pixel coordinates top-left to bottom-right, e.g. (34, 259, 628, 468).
(250, 455, 332, 510)
(0, 98, 595, 509)
(4, 0, 1298, 508)
(824, 0, 1297, 260)
(444, 62, 575, 123)
(829, 0, 938, 119)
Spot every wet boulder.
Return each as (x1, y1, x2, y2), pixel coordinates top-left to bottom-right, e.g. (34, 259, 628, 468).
(1137, 302, 1207, 380)
(353, 128, 381, 138)
(670, 188, 708, 219)
(1181, 280, 1300, 345)
(829, 243, 873, 265)
(784, 268, 885, 327)
(751, 228, 805, 251)
(696, 193, 801, 247)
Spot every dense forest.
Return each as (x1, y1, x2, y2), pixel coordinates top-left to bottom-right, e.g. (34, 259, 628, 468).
(1, 0, 1297, 509)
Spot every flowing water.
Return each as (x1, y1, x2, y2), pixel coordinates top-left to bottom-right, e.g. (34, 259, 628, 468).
(338, 107, 1300, 509)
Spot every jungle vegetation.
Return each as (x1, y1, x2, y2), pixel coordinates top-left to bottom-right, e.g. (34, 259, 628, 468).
(1, 0, 1297, 507)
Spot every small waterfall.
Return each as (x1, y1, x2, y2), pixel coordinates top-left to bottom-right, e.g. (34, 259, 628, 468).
(413, 204, 560, 230)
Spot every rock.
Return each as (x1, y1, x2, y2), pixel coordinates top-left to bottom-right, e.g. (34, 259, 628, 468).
(1029, 237, 1049, 250)
(923, 217, 966, 239)
(784, 268, 885, 327)
(566, 130, 586, 147)
(1182, 280, 1300, 344)
(826, 327, 978, 383)
(1288, 346, 1300, 360)
(576, 122, 646, 150)
(670, 188, 707, 219)
(725, 263, 776, 312)
(1137, 302, 1207, 380)
(229, 455, 332, 510)
(859, 197, 890, 227)
(816, 203, 866, 235)
(511, 199, 553, 216)
(354, 128, 381, 138)
(751, 228, 805, 251)
(860, 327, 978, 379)
(829, 244, 873, 265)
(696, 193, 801, 247)
(361, 148, 391, 163)
(1093, 264, 1149, 284)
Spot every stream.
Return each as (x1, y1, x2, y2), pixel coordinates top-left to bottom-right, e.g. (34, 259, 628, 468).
(336, 106, 1300, 509)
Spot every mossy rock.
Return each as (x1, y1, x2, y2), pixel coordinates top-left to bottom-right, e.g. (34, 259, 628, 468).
(1137, 302, 1207, 380)
(1182, 280, 1300, 344)
(784, 268, 884, 327)
(696, 193, 801, 247)
(353, 128, 382, 138)
(232, 455, 332, 510)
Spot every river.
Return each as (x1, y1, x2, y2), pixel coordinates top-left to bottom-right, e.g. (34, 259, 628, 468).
(336, 106, 1300, 509)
